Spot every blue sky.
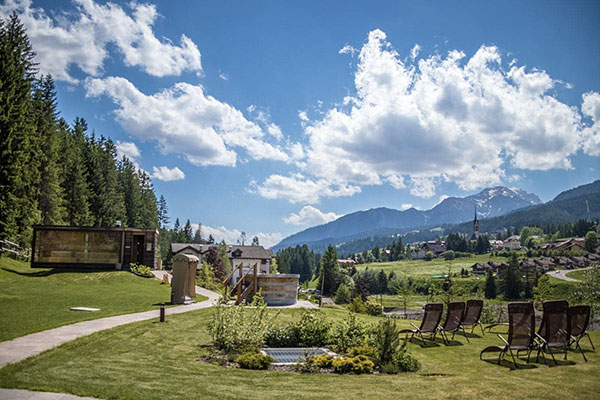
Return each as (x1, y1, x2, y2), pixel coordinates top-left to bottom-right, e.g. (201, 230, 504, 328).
(2, 0, 599, 247)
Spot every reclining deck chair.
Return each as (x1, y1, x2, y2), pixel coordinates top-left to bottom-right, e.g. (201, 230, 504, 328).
(568, 304, 594, 362)
(399, 303, 443, 342)
(438, 301, 469, 344)
(534, 300, 570, 365)
(480, 302, 535, 368)
(462, 299, 484, 336)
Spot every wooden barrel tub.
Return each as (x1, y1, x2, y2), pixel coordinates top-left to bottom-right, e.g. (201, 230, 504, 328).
(257, 274, 300, 306)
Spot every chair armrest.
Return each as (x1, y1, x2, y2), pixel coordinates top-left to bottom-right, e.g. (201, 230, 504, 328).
(410, 322, 419, 330)
(497, 334, 509, 346)
(535, 332, 547, 344)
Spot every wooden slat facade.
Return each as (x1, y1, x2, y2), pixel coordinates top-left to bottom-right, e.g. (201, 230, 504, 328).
(31, 225, 158, 269)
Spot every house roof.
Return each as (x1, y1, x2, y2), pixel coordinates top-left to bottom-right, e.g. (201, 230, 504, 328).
(171, 243, 273, 259)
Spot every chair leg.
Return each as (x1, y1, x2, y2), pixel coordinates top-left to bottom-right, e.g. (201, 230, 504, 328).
(526, 349, 532, 363)
(461, 326, 470, 343)
(586, 332, 595, 350)
(508, 348, 518, 368)
(547, 347, 557, 365)
(480, 322, 485, 336)
(576, 342, 588, 362)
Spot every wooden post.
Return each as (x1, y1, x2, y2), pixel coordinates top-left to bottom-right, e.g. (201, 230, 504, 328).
(253, 263, 258, 297)
(237, 264, 242, 304)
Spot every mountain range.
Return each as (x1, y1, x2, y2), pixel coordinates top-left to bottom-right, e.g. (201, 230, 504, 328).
(274, 186, 543, 251)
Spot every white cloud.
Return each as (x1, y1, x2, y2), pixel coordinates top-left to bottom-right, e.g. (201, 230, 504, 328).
(296, 29, 594, 199)
(252, 174, 361, 204)
(199, 224, 283, 248)
(284, 206, 341, 226)
(410, 44, 421, 60)
(151, 166, 185, 181)
(85, 77, 289, 166)
(0, 0, 202, 82)
(298, 110, 309, 122)
(433, 195, 449, 207)
(399, 203, 413, 211)
(581, 91, 600, 156)
(339, 44, 357, 56)
(116, 141, 141, 162)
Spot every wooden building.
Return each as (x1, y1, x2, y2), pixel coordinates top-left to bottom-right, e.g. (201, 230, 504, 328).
(31, 225, 159, 269)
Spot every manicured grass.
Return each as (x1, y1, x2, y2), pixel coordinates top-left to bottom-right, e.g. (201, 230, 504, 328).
(0, 256, 205, 341)
(565, 270, 587, 281)
(357, 253, 511, 279)
(0, 307, 598, 400)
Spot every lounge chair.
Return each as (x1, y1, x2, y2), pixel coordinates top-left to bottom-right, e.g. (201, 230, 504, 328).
(568, 305, 594, 362)
(534, 300, 570, 365)
(399, 303, 444, 342)
(437, 301, 469, 344)
(480, 302, 535, 368)
(462, 299, 485, 335)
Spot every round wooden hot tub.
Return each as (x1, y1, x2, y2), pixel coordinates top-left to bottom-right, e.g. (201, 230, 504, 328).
(257, 274, 300, 306)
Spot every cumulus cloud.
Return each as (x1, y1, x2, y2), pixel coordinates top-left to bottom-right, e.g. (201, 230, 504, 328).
(581, 91, 600, 156)
(85, 76, 289, 166)
(116, 141, 141, 162)
(151, 166, 185, 181)
(0, 0, 202, 82)
(284, 206, 341, 226)
(199, 224, 283, 248)
(399, 203, 413, 211)
(251, 174, 361, 204)
(290, 29, 597, 199)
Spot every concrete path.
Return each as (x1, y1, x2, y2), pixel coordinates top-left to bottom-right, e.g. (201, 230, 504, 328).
(0, 388, 99, 400)
(151, 270, 221, 303)
(551, 266, 591, 282)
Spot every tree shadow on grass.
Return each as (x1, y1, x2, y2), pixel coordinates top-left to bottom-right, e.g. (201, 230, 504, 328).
(408, 337, 442, 348)
(481, 358, 538, 370)
(2, 266, 118, 277)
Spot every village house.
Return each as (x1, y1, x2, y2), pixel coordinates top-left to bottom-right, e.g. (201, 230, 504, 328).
(470, 261, 507, 275)
(534, 257, 555, 272)
(503, 235, 521, 250)
(422, 241, 446, 257)
(570, 255, 589, 268)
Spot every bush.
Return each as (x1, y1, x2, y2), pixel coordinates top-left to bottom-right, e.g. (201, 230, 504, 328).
(371, 318, 400, 365)
(330, 313, 370, 353)
(265, 310, 331, 347)
(311, 354, 335, 368)
(210, 295, 276, 353)
(349, 296, 367, 314)
(347, 344, 378, 365)
(197, 260, 219, 291)
(381, 345, 420, 374)
(335, 283, 351, 304)
(236, 352, 275, 370)
(364, 299, 383, 316)
(265, 325, 299, 347)
(129, 263, 153, 277)
(332, 355, 374, 374)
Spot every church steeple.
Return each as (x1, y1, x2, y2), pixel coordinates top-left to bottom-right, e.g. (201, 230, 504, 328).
(473, 206, 479, 238)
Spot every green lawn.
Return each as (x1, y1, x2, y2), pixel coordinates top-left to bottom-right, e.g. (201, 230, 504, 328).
(0, 255, 205, 342)
(0, 307, 597, 400)
(565, 270, 587, 281)
(357, 254, 511, 278)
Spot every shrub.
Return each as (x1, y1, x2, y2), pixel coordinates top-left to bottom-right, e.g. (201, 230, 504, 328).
(347, 344, 378, 365)
(381, 345, 420, 374)
(265, 325, 299, 347)
(236, 352, 275, 370)
(129, 263, 153, 277)
(332, 355, 374, 374)
(311, 354, 335, 368)
(371, 318, 400, 365)
(349, 296, 367, 314)
(335, 283, 351, 304)
(197, 260, 219, 291)
(330, 313, 370, 353)
(364, 299, 383, 316)
(210, 295, 277, 353)
(295, 310, 331, 347)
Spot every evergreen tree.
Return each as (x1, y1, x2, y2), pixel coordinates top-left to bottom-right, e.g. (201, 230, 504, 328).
(97, 137, 125, 226)
(118, 156, 142, 227)
(0, 14, 40, 244)
(251, 235, 260, 246)
(502, 254, 522, 300)
(183, 219, 193, 242)
(207, 234, 215, 244)
(217, 240, 232, 276)
(138, 170, 158, 228)
(484, 270, 497, 299)
(193, 225, 203, 244)
(318, 245, 342, 296)
(377, 269, 388, 294)
(62, 118, 91, 226)
(157, 195, 170, 228)
(33, 74, 65, 225)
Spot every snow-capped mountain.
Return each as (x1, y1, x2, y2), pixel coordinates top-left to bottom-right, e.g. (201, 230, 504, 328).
(273, 186, 541, 250)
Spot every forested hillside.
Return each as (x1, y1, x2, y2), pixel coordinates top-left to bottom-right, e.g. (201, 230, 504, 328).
(0, 15, 159, 246)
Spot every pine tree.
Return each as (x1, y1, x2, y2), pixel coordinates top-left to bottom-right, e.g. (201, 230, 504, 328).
(138, 170, 158, 228)
(484, 270, 497, 299)
(62, 117, 92, 226)
(0, 14, 40, 244)
(96, 137, 125, 226)
(33, 74, 65, 225)
(183, 219, 193, 242)
(157, 195, 170, 228)
(193, 224, 203, 244)
(502, 254, 522, 300)
(118, 156, 142, 227)
(318, 245, 341, 296)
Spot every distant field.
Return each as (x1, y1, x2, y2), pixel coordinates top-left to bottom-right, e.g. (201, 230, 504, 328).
(1, 307, 597, 400)
(357, 253, 510, 278)
(565, 269, 588, 281)
(0, 255, 203, 341)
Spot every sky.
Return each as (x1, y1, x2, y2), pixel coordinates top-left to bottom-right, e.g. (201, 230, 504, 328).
(1, 0, 599, 247)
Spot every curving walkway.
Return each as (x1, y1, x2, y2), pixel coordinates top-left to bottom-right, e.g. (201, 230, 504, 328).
(551, 266, 591, 282)
(0, 388, 99, 399)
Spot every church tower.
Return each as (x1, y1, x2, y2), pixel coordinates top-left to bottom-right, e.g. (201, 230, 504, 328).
(470, 207, 479, 241)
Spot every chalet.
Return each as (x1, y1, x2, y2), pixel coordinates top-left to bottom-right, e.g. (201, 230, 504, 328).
(411, 248, 426, 259)
(488, 261, 508, 273)
(171, 243, 274, 280)
(554, 256, 573, 269)
(471, 261, 507, 274)
(489, 239, 504, 250)
(31, 225, 158, 269)
(534, 257, 555, 272)
(539, 238, 585, 252)
(519, 258, 537, 273)
(588, 253, 600, 263)
(570, 256, 589, 268)
(422, 241, 446, 256)
(503, 235, 521, 250)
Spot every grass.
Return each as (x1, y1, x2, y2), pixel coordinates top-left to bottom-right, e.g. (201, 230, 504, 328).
(357, 253, 511, 279)
(0, 255, 206, 342)
(566, 270, 587, 281)
(0, 307, 597, 400)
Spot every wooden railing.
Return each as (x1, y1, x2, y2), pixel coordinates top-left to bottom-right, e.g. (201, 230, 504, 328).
(222, 263, 259, 305)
